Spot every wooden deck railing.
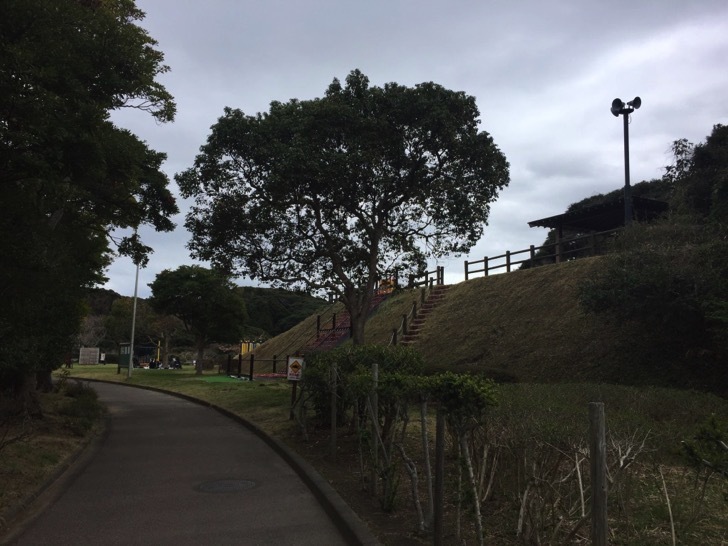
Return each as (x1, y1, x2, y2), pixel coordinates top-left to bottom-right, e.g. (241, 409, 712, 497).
(464, 228, 621, 280)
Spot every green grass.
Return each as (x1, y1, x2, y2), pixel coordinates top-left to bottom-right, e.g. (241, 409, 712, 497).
(245, 258, 657, 386)
(59, 260, 728, 544)
(0, 389, 106, 523)
(64, 365, 728, 545)
(69, 366, 293, 434)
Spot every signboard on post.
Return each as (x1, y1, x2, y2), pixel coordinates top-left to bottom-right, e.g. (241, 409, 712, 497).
(79, 347, 100, 365)
(287, 356, 304, 381)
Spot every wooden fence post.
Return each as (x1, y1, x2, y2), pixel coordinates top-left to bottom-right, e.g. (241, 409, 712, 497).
(391, 329, 398, 346)
(289, 380, 297, 421)
(237, 353, 242, 376)
(530, 245, 535, 262)
(434, 409, 445, 546)
(330, 361, 337, 462)
(484, 256, 489, 276)
(272, 354, 277, 374)
(370, 362, 379, 497)
(556, 234, 563, 263)
(590, 233, 597, 256)
(590, 402, 608, 546)
(248, 354, 254, 382)
(506, 250, 511, 272)
(464, 260, 469, 280)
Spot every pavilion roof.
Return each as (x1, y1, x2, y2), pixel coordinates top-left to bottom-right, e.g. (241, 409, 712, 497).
(528, 196, 668, 233)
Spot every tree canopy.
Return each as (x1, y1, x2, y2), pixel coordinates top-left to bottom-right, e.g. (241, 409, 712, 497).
(148, 266, 248, 375)
(0, 0, 177, 402)
(178, 69, 509, 343)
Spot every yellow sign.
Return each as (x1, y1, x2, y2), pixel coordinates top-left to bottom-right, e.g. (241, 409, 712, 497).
(287, 357, 304, 381)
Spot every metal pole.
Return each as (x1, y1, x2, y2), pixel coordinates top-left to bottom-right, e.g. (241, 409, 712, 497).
(127, 259, 140, 379)
(623, 112, 632, 226)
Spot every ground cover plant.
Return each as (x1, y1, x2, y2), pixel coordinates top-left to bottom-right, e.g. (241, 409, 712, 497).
(0, 377, 105, 530)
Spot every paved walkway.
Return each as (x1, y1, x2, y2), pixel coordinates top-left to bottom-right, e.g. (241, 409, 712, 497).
(6, 382, 376, 546)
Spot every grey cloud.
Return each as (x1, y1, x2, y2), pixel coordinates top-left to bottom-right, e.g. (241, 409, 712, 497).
(102, 0, 728, 296)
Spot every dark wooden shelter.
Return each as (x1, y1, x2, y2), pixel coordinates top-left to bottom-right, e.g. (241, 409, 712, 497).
(528, 196, 668, 238)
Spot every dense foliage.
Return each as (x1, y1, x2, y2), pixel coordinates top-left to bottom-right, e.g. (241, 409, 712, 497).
(0, 0, 177, 405)
(579, 124, 728, 391)
(148, 266, 248, 374)
(238, 287, 327, 338)
(178, 69, 509, 344)
(682, 415, 728, 500)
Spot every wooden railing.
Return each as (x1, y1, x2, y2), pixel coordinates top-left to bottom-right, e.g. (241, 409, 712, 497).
(389, 286, 430, 346)
(464, 228, 621, 280)
(219, 353, 285, 380)
(408, 265, 445, 288)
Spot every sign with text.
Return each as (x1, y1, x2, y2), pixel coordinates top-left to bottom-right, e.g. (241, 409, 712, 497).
(287, 356, 304, 381)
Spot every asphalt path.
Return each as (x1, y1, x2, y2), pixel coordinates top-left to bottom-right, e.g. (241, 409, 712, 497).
(6, 382, 369, 546)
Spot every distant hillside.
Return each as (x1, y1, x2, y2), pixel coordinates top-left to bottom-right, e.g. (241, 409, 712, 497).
(83, 285, 327, 347)
(237, 286, 328, 338)
(84, 287, 123, 315)
(251, 258, 725, 395)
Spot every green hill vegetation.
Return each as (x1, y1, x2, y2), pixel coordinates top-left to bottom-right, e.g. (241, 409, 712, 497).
(252, 123, 728, 396)
(237, 286, 328, 339)
(250, 257, 725, 395)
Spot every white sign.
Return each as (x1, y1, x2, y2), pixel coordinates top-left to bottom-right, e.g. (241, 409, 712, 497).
(287, 356, 304, 381)
(79, 347, 100, 365)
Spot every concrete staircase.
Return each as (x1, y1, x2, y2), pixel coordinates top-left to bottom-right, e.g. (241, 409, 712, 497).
(401, 285, 450, 345)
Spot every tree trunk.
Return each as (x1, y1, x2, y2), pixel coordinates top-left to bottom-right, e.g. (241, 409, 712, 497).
(345, 287, 371, 345)
(162, 334, 171, 367)
(351, 314, 366, 345)
(195, 339, 205, 375)
(13, 373, 43, 418)
(36, 370, 53, 393)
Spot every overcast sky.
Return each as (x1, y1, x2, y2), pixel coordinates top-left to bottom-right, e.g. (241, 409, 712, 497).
(106, 0, 728, 298)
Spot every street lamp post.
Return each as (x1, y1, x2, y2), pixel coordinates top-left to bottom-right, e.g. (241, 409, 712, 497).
(611, 96, 641, 226)
(128, 257, 140, 379)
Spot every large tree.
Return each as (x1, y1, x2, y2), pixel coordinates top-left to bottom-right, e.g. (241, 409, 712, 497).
(0, 0, 177, 406)
(148, 266, 248, 375)
(178, 70, 509, 343)
(105, 298, 184, 366)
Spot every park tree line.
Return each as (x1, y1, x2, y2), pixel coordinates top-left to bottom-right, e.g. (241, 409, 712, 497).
(1, 2, 512, 408)
(80, 270, 328, 372)
(0, 0, 177, 412)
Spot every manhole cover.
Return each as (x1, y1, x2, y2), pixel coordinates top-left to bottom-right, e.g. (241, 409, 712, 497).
(196, 479, 257, 493)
